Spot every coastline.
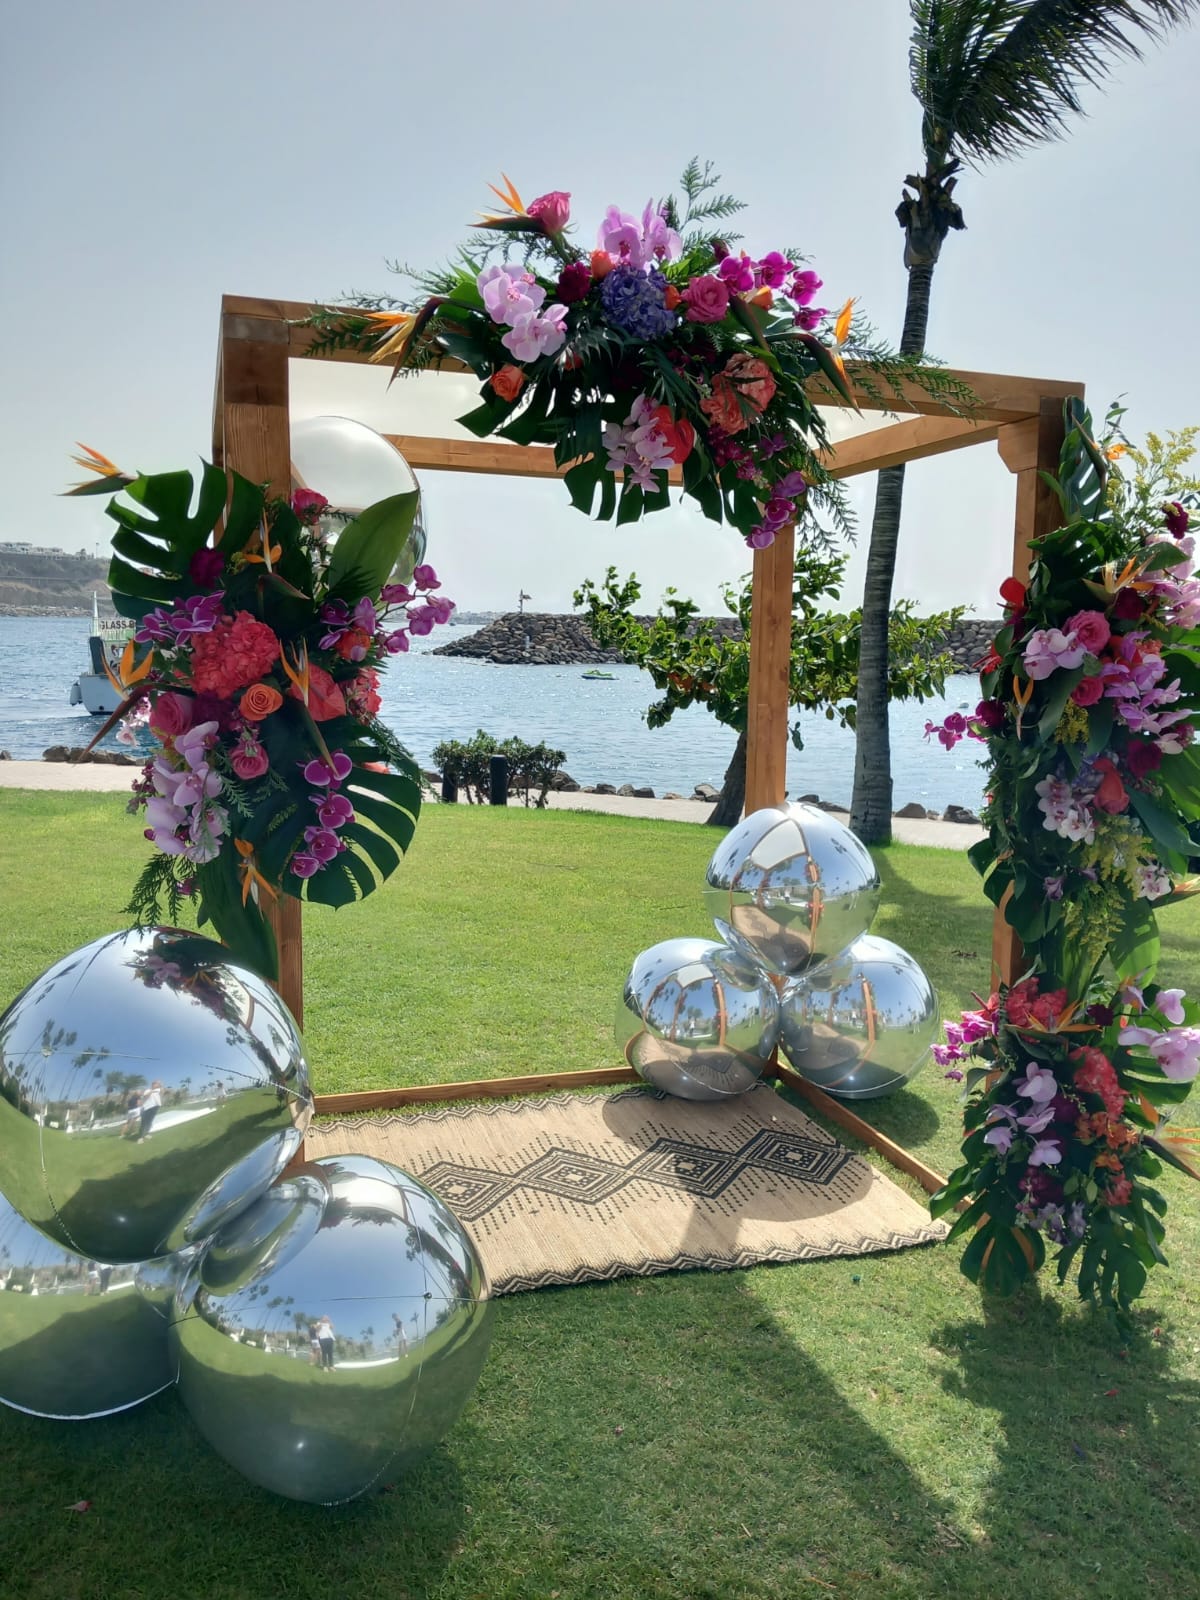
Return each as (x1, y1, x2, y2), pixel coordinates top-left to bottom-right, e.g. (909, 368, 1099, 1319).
(0, 760, 985, 850)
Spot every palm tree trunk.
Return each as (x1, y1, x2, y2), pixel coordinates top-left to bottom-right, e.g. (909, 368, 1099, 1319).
(710, 727, 748, 827)
(849, 261, 937, 844)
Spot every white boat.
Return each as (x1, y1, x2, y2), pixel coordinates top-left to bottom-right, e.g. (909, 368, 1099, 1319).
(69, 597, 132, 717)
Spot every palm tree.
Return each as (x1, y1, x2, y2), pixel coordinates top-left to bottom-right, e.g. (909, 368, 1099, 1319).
(851, 0, 1199, 843)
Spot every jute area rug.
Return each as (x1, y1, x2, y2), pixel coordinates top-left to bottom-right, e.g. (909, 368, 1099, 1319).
(307, 1086, 947, 1296)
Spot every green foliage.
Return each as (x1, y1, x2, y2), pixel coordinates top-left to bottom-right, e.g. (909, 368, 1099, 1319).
(431, 731, 567, 808)
(909, 0, 1200, 166)
(573, 547, 961, 753)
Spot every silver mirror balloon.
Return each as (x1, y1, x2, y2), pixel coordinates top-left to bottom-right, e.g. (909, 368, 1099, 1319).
(616, 938, 780, 1101)
(0, 928, 312, 1262)
(170, 1154, 493, 1505)
(779, 934, 938, 1099)
(704, 804, 881, 978)
(290, 415, 427, 584)
(0, 1193, 176, 1418)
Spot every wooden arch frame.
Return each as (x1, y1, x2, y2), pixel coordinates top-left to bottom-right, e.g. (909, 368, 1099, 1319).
(214, 294, 1083, 1188)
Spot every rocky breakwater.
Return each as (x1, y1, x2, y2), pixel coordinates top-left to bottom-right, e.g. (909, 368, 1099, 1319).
(435, 612, 740, 665)
(435, 612, 1001, 670)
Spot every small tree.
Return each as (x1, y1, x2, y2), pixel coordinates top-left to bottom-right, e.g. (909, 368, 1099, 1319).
(576, 546, 961, 827)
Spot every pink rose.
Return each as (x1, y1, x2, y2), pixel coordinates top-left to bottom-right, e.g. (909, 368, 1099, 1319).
(528, 191, 571, 233)
(149, 692, 195, 739)
(682, 275, 731, 324)
(1070, 674, 1105, 707)
(231, 739, 269, 781)
(1066, 610, 1111, 654)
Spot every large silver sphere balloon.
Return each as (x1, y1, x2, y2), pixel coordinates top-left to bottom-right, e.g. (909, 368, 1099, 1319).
(704, 804, 881, 978)
(170, 1153, 493, 1505)
(0, 928, 312, 1262)
(0, 1193, 175, 1418)
(289, 415, 427, 583)
(779, 934, 938, 1099)
(616, 937, 780, 1101)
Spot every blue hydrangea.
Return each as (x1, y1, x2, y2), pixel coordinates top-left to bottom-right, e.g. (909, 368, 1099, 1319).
(600, 265, 677, 340)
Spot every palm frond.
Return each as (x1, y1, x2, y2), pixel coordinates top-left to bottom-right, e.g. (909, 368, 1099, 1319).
(911, 0, 1200, 164)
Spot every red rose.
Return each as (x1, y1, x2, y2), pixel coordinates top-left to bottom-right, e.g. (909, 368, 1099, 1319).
(1070, 674, 1105, 707)
(555, 262, 591, 304)
(1092, 757, 1129, 815)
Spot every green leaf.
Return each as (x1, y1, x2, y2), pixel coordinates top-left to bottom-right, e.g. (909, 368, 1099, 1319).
(1037, 667, 1082, 739)
(565, 457, 602, 515)
(1127, 786, 1195, 859)
(1110, 900, 1160, 984)
(326, 491, 420, 601)
(340, 821, 400, 880)
(303, 858, 359, 909)
(193, 854, 279, 980)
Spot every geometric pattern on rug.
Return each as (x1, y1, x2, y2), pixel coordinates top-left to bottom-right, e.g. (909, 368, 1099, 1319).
(422, 1126, 854, 1221)
(308, 1086, 947, 1296)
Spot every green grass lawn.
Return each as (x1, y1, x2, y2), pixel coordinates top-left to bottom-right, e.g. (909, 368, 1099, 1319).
(1, 791, 1199, 1600)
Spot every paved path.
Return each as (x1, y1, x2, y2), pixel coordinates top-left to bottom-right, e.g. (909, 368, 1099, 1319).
(0, 760, 986, 850)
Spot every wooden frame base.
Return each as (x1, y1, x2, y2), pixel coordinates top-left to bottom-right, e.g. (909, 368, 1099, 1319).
(310, 1063, 948, 1199)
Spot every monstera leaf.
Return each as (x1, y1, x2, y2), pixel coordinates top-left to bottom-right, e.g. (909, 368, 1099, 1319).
(325, 490, 421, 602)
(107, 465, 265, 619)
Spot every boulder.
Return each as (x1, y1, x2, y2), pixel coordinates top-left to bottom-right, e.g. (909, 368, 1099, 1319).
(617, 784, 636, 797)
(549, 770, 579, 792)
(632, 786, 655, 799)
(943, 804, 981, 825)
(663, 791, 683, 800)
(894, 801, 928, 819)
(692, 783, 719, 803)
(0, 750, 9, 760)
(42, 746, 138, 766)
(593, 783, 617, 795)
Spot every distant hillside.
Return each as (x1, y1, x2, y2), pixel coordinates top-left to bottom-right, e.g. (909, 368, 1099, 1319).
(0, 547, 112, 616)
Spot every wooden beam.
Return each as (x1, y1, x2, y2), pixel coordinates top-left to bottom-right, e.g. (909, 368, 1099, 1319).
(220, 296, 1081, 424)
(744, 521, 796, 814)
(769, 1062, 948, 1197)
(214, 320, 305, 1032)
(313, 1065, 638, 1116)
(384, 433, 685, 485)
(822, 414, 1001, 479)
(990, 392, 1080, 986)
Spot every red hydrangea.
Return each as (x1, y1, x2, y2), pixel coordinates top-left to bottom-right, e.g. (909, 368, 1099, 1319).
(1070, 1047, 1126, 1120)
(190, 611, 281, 698)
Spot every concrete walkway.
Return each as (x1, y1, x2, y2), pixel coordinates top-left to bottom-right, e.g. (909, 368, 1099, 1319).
(0, 760, 986, 850)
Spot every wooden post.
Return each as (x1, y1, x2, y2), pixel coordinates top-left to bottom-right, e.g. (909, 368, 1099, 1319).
(212, 303, 305, 1029)
(744, 521, 796, 815)
(992, 394, 1079, 986)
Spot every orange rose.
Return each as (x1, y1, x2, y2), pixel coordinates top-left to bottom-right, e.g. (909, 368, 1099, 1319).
(490, 364, 526, 401)
(700, 375, 750, 435)
(725, 352, 777, 413)
(239, 682, 284, 722)
(663, 284, 682, 310)
(590, 250, 614, 280)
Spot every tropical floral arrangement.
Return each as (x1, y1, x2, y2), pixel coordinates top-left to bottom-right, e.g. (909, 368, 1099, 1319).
(925, 404, 1200, 1317)
(313, 162, 966, 549)
(69, 448, 453, 980)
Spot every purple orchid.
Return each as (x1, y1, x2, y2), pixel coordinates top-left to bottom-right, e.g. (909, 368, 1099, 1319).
(1028, 1138, 1063, 1168)
(1015, 1062, 1058, 1103)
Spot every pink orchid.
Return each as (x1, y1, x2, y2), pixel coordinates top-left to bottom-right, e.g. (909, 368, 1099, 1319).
(1023, 628, 1086, 680)
(501, 304, 568, 363)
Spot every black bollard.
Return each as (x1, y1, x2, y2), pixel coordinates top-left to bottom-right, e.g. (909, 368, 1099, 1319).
(489, 754, 509, 807)
(440, 774, 458, 804)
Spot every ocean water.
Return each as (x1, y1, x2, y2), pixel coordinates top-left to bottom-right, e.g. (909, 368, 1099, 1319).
(0, 617, 988, 813)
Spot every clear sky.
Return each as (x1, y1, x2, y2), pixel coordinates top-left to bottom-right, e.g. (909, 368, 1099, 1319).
(3, 1, 1197, 618)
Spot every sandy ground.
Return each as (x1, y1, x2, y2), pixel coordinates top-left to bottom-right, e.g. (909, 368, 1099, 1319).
(0, 760, 986, 850)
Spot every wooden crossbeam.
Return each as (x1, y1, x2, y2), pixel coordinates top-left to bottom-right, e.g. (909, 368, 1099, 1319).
(220, 294, 1078, 424)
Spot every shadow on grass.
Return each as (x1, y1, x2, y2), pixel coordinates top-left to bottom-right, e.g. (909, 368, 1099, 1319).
(929, 1292, 1200, 1592)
